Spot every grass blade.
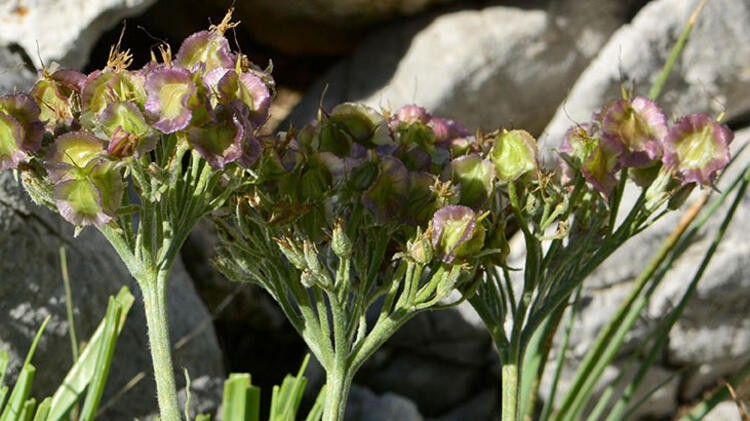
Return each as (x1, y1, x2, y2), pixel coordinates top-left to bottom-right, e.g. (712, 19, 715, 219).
(31, 397, 50, 421)
(0, 364, 35, 421)
(221, 373, 261, 421)
(78, 297, 122, 420)
(47, 286, 134, 420)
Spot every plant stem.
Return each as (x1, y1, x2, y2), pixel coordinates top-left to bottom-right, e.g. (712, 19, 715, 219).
(502, 361, 519, 421)
(322, 361, 353, 421)
(140, 270, 181, 421)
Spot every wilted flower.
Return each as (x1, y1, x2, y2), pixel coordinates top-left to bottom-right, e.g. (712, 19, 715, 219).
(0, 94, 44, 170)
(188, 106, 249, 170)
(601, 97, 667, 167)
(362, 156, 410, 222)
(32, 68, 85, 128)
(662, 114, 733, 185)
(431, 205, 486, 264)
(489, 129, 538, 183)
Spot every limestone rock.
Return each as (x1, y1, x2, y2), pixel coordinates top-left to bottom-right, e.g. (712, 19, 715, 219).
(234, 0, 453, 54)
(0, 0, 157, 70)
(541, 0, 750, 156)
(286, 0, 633, 135)
(0, 173, 224, 418)
(346, 386, 424, 421)
(0, 47, 35, 93)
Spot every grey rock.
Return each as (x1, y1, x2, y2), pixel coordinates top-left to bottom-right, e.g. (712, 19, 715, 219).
(538, 358, 679, 419)
(0, 47, 35, 93)
(233, 0, 453, 54)
(541, 0, 750, 156)
(704, 401, 743, 421)
(286, 0, 632, 135)
(359, 351, 481, 415)
(346, 385, 424, 421)
(434, 387, 500, 421)
(0, 0, 157, 70)
(0, 173, 224, 418)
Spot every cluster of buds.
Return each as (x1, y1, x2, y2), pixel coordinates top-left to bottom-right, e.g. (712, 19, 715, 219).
(1, 13, 273, 227)
(241, 100, 545, 268)
(560, 96, 733, 197)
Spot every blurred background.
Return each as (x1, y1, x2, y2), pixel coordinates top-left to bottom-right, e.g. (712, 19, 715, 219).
(1, 0, 749, 419)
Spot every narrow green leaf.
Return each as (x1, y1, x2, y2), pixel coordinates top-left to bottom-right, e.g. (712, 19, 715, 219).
(0, 351, 8, 386)
(24, 317, 51, 367)
(221, 373, 260, 421)
(31, 397, 51, 421)
(18, 398, 36, 421)
(194, 414, 211, 421)
(0, 386, 8, 410)
(79, 297, 122, 420)
(47, 286, 134, 420)
(304, 385, 326, 421)
(0, 364, 36, 421)
(272, 354, 310, 421)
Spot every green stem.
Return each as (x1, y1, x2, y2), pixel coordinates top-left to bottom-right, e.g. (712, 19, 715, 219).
(502, 361, 519, 421)
(322, 361, 353, 421)
(323, 291, 353, 421)
(140, 270, 181, 421)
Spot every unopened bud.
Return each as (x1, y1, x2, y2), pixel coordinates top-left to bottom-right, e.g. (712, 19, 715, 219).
(331, 220, 352, 259)
(275, 237, 306, 270)
(407, 227, 433, 264)
(303, 240, 323, 274)
(300, 269, 317, 288)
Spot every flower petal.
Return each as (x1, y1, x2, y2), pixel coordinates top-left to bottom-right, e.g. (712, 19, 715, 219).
(145, 66, 196, 133)
(663, 114, 733, 185)
(601, 97, 667, 167)
(46, 131, 106, 183)
(174, 30, 235, 73)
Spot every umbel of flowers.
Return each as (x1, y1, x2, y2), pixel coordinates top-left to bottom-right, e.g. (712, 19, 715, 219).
(0, 11, 273, 421)
(214, 91, 732, 420)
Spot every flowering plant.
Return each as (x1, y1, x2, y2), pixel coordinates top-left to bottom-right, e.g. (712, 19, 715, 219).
(1, 11, 273, 420)
(1, 4, 744, 420)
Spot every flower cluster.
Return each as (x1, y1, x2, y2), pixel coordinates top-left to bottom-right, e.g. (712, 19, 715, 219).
(1, 18, 273, 226)
(561, 96, 733, 196)
(237, 100, 546, 267)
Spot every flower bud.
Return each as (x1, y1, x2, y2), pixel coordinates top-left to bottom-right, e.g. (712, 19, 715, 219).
(489, 129, 538, 183)
(431, 205, 486, 264)
(303, 240, 324, 274)
(447, 154, 495, 209)
(406, 227, 433, 264)
(300, 269, 317, 288)
(331, 220, 353, 259)
(275, 237, 307, 270)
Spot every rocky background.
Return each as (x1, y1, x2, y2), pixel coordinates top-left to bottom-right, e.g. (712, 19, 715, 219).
(1, 0, 748, 419)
